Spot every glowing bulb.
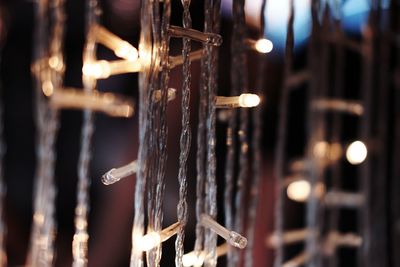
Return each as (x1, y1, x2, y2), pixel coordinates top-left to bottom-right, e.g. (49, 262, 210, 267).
(137, 222, 180, 251)
(182, 252, 205, 267)
(346, 141, 367, 165)
(82, 60, 110, 79)
(114, 42, 139, 61)
(138, 232, 161, 252)
(42, 80, 54, 96)
(238, 94, 261, 107)
(215, 94, 261, 108)
(287, 180, 311, 202)
(254, 38, 273, 53)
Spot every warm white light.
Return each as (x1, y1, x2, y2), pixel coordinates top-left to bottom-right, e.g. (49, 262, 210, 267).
(346, 141, 367, 165)
(82, 60, 110, 79)
(238, 94, 260, 108)
(114, 42, 139, 61)
(137, 232, 161, 252)
(255, 38, 273, 53)
(287, 180, 311, 202)
(42, 80, 54, 96)
(182, 252, 205, 267)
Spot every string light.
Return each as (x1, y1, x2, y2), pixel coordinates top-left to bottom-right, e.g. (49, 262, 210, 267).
(102, 160, 137, 185)
(312, 98, 364, 116)
(168, 26, 222, 46)
(215, 94, 261, 108)
(137, 222, 180, 252)
(245, 38, 273, 53)
(323, 191, 365, 208)
(268, 228, 310, 247)
(200, 214, 247, 249)
(346, 140, 367, 165)
(286, 180, 311, 202)
(82, 59, 142, 79)
(182, 243, 229, 267)
(91, 24, 139, 61)
(49, 88, 134, 117)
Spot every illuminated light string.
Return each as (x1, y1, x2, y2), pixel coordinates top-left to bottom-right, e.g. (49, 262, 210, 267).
(182, 243, 229, 267)
(200, 214, 248, 249)
(137, 222, 181, 252)
(245, 38, 274, 53)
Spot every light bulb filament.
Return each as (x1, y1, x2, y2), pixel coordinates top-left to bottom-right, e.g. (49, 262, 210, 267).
(102, 160, 137, 185)
(200, 214, 247, 249)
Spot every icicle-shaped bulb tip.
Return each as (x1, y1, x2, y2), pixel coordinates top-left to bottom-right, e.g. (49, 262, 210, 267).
(137, 232, 161, 251)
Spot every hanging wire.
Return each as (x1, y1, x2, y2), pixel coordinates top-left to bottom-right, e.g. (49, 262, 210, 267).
(0, 26, 6, 266)
(72, 0, 99, 266)
(27, 0, 65, 265)
(272, 1, 294, 267)
(244, 1, 267, 266)
(204, 0, 221, 266)
(175, 1, 192, 266)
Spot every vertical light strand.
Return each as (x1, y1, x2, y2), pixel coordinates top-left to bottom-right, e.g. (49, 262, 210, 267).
(204, 0, 221, 266)
(0, 40, 6, 267)
(146, 1, 161, 265)
(27, 0, 49, 264)
(272, 1, 294, 267)
(305, 0, 324, 266)
(358, 1, 379, 266)
(327, 3, 344, 267)
(28, 0, 65, 265)
(244, 0, 267, 266)
(231, 0, 249, 266)
(72, 0, 99, 266)
(195, 0, 210, 258)
(175, 0, 192, 266)
(130, 0, 155, 265)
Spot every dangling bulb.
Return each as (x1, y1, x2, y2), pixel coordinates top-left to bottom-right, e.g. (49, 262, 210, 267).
(287, 180, 311, 202)
(238, 94, 260, 107)
(346, 141, 367, 165)
(254, 38, 273, 53)
(82, 60, 111, 79)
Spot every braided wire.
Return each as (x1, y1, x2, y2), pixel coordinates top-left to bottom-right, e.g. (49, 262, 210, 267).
(130, 0, 154, 266)
(272, 1, 294, 266)
(244, 1, 267, 266)
(175, 1, 192, 266)
(231, 0, 249, 266)
(28, 0, 65, 265)
(72, 1, 99, 266)
(0, 45, 5, 267)
(204, 0, 221, 266)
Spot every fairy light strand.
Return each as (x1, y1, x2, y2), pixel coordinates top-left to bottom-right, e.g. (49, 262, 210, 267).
(175, 1, 192, 266)
(244, 0, 267, 266)
(231, 0, 250, 266)
(272, 1, 294, 266)
(72, 0, 99, 266)
(28, 0, 65, 265)
(203, 0, 221, 266)
(129, 0, 155, 265)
